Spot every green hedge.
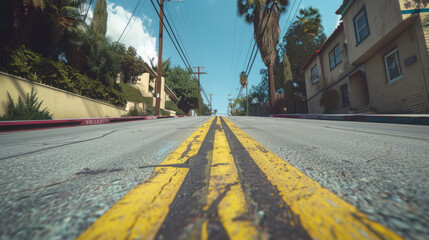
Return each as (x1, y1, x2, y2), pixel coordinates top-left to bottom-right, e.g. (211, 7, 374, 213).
(119, 83, 153, 106)
(146, 107, 171, 116)
(165, 101, 185, 115)
(0, 46, 126, 106)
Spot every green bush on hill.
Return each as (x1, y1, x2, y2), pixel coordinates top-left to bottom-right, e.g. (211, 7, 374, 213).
(0, 46, 126, 106)
(119, 83, 153, 107)
(146, 107, 171, 116)
(165, 100, 186, 115)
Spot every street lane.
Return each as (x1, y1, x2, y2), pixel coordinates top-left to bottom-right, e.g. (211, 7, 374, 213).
(0, 116, 428, 239)
(227, 116, 429, 239)
(0, 117, 211, 239)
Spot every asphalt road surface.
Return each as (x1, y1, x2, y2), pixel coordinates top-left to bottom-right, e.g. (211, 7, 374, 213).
(0, 116, 428, 239)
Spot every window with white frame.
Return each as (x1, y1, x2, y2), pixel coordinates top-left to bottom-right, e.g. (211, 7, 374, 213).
(384, 48, 402, 83)
(311, 65, 319, 84)
(354, 7, 370, 44)
(329, 44, 342, 70)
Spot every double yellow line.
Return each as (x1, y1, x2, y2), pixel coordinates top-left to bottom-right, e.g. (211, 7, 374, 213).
(78, 117, 402, 240)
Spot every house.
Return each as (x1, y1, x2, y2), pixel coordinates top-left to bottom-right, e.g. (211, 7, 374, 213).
(133, 62, 179, 110)
(118, 62, 179, 114)
(302, 0, 429, 114)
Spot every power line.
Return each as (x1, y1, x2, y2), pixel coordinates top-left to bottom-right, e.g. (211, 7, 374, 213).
(83, 0, 94, 22)
(122, 0, 148, 41)
(117, 0, 143, 43)
(150, 0, 210, 104)
(165, 4, 197, 68)
(244, 0, 274, 77)
(233, 0, 274, 109)
(280, 0, 303, 38)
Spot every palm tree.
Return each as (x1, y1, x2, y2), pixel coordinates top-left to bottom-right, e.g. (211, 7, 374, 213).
(295, 7, 323, 37)
(150, 57, 172, 78)
(238, 0, 289, 112)
(7, 0, 85, 55)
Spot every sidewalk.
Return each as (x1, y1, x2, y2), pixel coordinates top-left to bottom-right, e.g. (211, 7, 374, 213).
(0, 115, 185, 132)
(269, 114, 429, 125)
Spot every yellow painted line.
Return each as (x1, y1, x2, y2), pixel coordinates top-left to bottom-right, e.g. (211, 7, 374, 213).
(78, 117, 215, 240)
(201, 220, 209, 240)
(202, 117, 261, 239)
(222, 117, 402, 240)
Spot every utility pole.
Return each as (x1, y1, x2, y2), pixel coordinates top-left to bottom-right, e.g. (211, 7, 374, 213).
(155, 0, 165, 116)
(246, 84, 249, 116)
(193, 67, 207, 116)
(227, 94, 232, 116)
(228, 98, 233, 116)
(208, 94, 214, 116)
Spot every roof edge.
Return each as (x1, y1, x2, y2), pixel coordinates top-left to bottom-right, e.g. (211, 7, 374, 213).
(301, 22, 344, 71)
(335, 0, 354, 15)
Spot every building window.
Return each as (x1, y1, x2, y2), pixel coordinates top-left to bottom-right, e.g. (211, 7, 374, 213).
(340, 84, 350, 106)
(353, 6, 370, 45)
(384, 48, 402, 83)
(329, 44, 342, 70)
(311, 65, 319, 84)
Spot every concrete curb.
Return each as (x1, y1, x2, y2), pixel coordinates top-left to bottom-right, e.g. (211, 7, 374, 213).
(0, 115, 188, 132)
(269, 114, 429, 126)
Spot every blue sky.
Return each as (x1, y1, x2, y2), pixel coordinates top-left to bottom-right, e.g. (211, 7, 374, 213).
(100, 0, 344, 115)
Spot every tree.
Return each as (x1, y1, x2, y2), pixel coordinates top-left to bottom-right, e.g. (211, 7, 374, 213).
(283, 54, 295, 113)
(0, 0, 86, 56)
(238, 0, 289, 113)
(84, 34, 123, 87)
(200, 102, 212, 116)
(279, 7, 326, 104)
(150, 57, 172, 78)
(249, 68, 269, 105)
(165, 66, 199, 114)
(92, 0, 107, 37)
(122, 46, 145, 83)
(232, 96, 248, 116)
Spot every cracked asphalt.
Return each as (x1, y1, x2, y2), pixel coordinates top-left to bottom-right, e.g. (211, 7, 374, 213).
(0, 116, 428, 239)
(0, 117, 211, 239)
(227, 116, 429, 240)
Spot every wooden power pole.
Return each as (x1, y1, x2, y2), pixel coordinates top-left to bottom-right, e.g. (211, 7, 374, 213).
(193, 67, 207, 115)
(155, 0, 165, 116)
(208, 94, 214, 116)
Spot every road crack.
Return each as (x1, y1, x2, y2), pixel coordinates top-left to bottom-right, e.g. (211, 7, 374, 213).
(367, 148, 392, 163)
(0, 130, 119, 161)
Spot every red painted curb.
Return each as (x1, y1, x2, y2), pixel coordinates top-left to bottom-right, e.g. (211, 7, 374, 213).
(0, 115, 190, 132)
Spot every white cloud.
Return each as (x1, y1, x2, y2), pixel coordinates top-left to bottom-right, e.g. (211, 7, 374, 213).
(106, 2, 157, 63)
(79, 3, 93, 25)
(336, 15, 342, 27)
(82, 2, 158, 63)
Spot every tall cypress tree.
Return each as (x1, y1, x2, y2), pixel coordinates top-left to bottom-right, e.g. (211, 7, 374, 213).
(92, 0, 107, 37)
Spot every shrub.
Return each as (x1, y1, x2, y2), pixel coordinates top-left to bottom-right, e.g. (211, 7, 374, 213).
(126, 108, 140, 116)
(176, 108, 186, 115)
(165, 101, 177, 111)
(161, 109, 171, 116)
(146, 107, 170, 116)
(320, 90, 340, 114)
(165, 101, 186, 115)
(1, 88, 53, 120)
(2, 46, 126, 106)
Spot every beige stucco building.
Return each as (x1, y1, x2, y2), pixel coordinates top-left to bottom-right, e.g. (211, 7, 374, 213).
(118, 62, 179, 113)
(303, 0, 429, 114)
